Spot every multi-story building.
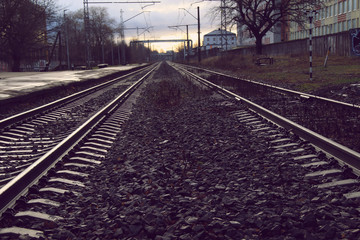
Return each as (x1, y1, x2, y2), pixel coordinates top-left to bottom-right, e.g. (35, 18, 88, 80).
(290, 0, 360, 40)
(236, 0, 360, 48)
(203, 29, 237, 50)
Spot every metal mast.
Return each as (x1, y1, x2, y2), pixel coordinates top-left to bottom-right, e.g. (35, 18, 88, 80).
(83, 0, 91, 69)
(120, 9, 126, 65)
(220, 0, 228, 51)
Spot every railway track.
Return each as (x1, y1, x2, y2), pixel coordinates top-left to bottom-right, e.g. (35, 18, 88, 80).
(0, 65, 155, 187)
(0, 63, 158, 226)
(177, 63, 360, 155)
(171, 62, 360, 196)
(1, 61, 360, 239)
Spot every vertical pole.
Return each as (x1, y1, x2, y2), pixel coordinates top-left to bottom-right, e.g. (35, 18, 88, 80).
(220, 0, 228, 51)
(220, 2, 223, 50)
(64, 10, 70, 70)
(184, 42, 186, 61)
(117, 38, 121, 65)
(120, 9, 126, 65)
(59, 31, 62, 69)
(83, 0, 91, 69)
(102, 43, 105, 63)
(111, 38, 114, 65)
(197, 6, 201, 63)
(186, 25, 190, 62)
(309, 11, 313, 81)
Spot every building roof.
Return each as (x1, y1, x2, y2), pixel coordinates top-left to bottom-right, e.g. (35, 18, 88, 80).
(204, 29, 236, 37)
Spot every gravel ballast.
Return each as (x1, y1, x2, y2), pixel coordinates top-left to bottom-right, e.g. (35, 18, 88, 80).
(0, 62, 349, 239)
(46, 62, 360, 240)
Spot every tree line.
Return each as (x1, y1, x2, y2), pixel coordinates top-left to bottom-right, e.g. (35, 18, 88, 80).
(0, 0, 150, 71)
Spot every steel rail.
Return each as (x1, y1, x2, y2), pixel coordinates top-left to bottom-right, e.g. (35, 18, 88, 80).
(172, 63, 360, 172)
(0, 65, 151, 129)
(179, 63, 360, 110)
(0, 64, 158, 217)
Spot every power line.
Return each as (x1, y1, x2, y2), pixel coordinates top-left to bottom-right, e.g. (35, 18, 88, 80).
(83, 0, 160, 68)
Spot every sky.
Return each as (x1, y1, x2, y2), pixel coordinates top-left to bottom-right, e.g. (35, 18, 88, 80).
(57, 0, 231, 52)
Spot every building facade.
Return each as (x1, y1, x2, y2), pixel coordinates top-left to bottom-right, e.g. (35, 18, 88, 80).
(203, 29, 237, 50)
(291, 0, 360, 40)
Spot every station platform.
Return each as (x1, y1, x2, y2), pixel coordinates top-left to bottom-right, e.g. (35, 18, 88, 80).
(0, 65, 144, 102)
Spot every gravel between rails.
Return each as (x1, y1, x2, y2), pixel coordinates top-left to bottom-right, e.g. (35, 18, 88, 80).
(26, 63, 360, 239)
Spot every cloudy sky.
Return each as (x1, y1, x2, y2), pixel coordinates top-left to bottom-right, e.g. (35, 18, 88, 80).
(57, 0, 230, 52)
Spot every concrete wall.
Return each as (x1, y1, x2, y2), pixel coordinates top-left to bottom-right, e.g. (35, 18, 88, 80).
(229, 30, 357, 57)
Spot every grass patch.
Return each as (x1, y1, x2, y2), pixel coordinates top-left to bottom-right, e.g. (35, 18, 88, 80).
(195, 54, 360, 93)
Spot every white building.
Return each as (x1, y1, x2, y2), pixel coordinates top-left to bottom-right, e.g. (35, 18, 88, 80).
(203, 29, 237, 50)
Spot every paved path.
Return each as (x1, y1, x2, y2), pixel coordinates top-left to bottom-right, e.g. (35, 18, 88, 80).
(0, 65, 142, 101)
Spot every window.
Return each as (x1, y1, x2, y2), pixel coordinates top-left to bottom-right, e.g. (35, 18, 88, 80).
(335, 3, 337, 15)
(329, 24, 333, 34)
(334, 23, 338, 32)
(353, 19, 356, 28)
(348, 20, 352, 29)
(326, 7, 328, 17)
(344, 0, 347, 13)
(339, 2, 342, 14)
(330, 5, 333, 16)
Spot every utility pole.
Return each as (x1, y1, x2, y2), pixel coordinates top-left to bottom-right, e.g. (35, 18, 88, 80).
(220, 0, 228, 51)
(120, 10, 151, 65)
(307, 10, 317, 81)
(186, 25, 189, 62)
(197, 6, 201, 62)
(84, 1, 160, 68)
(58, 32, 62, 68)
(168, 24, 197, 62)
(120, 9, 126, 65)
(117, 38, 121, 65)
(64, 10, 70, 70)
(179, 7, 201, 62)
(83, 0, 91, 69)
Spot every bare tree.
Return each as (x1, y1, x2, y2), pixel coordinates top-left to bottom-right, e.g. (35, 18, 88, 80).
(89, 7, 115, 64)
(61, 9, 87, 66)
(0, 0, 21, 35)
(221, 0, 320, 54)
(0, 0, 57, 71)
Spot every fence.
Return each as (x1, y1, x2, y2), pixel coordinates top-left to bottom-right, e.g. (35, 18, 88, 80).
(229, 29, 360, 57)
